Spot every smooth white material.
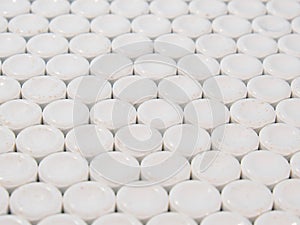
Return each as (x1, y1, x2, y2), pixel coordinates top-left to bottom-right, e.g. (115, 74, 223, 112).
(0, 215, 31, 225)
(291, 152, 300, 178)
(0, 0, 30, 18)
(71, 0, 109, 19)
(278, 34, 300, 57)
(254, 211, 300, 225)
(146, 213, 197, 225)
(150, 0, 188, 19)
(0, 16, 7, 32)
(31, 0, 70, 18)
(201, 212, 251, 225)
(276, 98, 300, 127)
(292, 16, 300, 33)
(189, 0, 227, 19)
(110, 0, 148, 19)
(0, 76, 20, 103)
(228, 0, 266, 19)
(0, 186, 8, 215)
(38, 214, 87, 225)
(266, 0, 300, 20)
(292, 77, 300, 98)
(0, 126, 15, 154)
(92, 213, 142, 225)
(0, 33, 26, 58)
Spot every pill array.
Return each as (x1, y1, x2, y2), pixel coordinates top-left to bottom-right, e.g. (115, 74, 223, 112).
(1, 0, 300, 224)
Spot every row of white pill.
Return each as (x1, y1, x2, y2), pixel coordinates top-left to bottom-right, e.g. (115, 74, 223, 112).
(0, 178, 300, 224)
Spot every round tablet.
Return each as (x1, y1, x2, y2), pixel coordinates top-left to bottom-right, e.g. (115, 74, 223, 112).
(0, 99, 42, 132)
(247, 75, 291, 105)
(276, 98, 300, 127)
(90, 53, 133, 80)
(201, 212, 251, 225)
(134, 53, 176, 81)
(90, 152, 140, 189)
(292, 77, 300, 98)
(16, 125, 64, 160)
(241, 150, 290, 188)
(26, 33, 68, 59)
(0, 0, 30, 18)
(154, 33, 195, 59)
(69, 33, 111, 59)
(71, 0, 109, 19)
(177, 54, 220, 82)
(0, 16, 7, 32)
(92, 213, 142, 225)
(0, 215, 31, 225)
(67, 76, 112, 106)
(49, 14, 89, 38)
(191, 151, 240, 189)
(203, 75, 247, 105)
(2, 53, 45, 81)
(163, 124, 210, 158)
(230, 98, 275, 130)
(252, 15, 291, 38)
(112, 33, 153, 59)
(150, 0, 188, 19)
(212, 15, 251, 38)
(292, 16, 300, 33)
(278, 34, 300, 57)
(8, 13, 48, 37)
(22, 76, 66, 106)
(273, 179, 300, 216)
(0, 126, 15, 153)
(0, 33, 26, 58)
(141, 151, 191, 189)
(237, 33, 278, 58)
(31, 0, 70, 18)
(221, 180, 273, 220)
(137, 99, 183, 131)
(211, 123, 259, 158)
(184, 99, 230, 130)
(110, 0, 148, 19)
(65, 124, 114, 160)
(0, 186, 8, 215)
(115, 124, 162, 159)
(228, 0, 266, 19)
(259, 123, 300, 157)
(263, 54, 300, 81)
(169, 180, 221, 221)
(43, 99, 89, 132)
(39, 152, 89, 190)
(132, 15, 171, 38)
(46, 54, 89, 82)
(221, 53, 263, 81)
(172, 15, 211, 38)
(291, 152, 300, 178)
(63, 182, 115, 221)
(90, 99, 136, 131)
(0, 76, 20, 103)
(10, 182, 62, 223)
(146, 213, 197, 225)
(267, 0, 300, 20)
(195, 34, 236, 59)
(38, 214, 87, 225)
(113, 76, 157, 105)
(91, 14, 131, 38)
(158, 75, 202, 105)
(117, 182, 168, 221)
(254, 211, 300, 225)
(189, 0, 227, 19)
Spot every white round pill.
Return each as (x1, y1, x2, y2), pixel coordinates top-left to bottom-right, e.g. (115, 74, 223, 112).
(267, 0, 300, 20)
(117, 182, 168, 221)
(110, 0, 148, 19)
(132, 15, 171, 38)
(0, 0, 30, 18)
(22, 76, 66, 106)
(0, 16, 7, 32)
(16, 125, 64, 160)
(146, 212, 197, 225)
(211, 123, 259, 158)
(38, 214, 87, 225)
(276, 98, 300, 127)
(254, 210, 300, 225)
(0, 186, 8, 215)
(241, 150, 290, 188)
(292, 16, 300, 33)
(92, 213, 142, 225)
(65, 124, 113, 160)
(0, 126, 15, 153)
(259, 123, 300, 157)
(71, 0, 109, 19)
(163, 124, 210, 158)
(228, 0, 266, 19)
(90, 152, 140, 189)
(189, 0, 227, 19)
(169, 180, 221, 222)
(0, 215, 31, 225)
(196, 34, 236, 59)
(26, 33, 68, 59)
(115, 124, 162, 159)
(278, 34, 300, 57)
(90, 99, 136, 131)
(221, 180, 273, 220)
(273, 179, 300, 216)
(0, 76, 20, 103)
(230, 98, 276, 130)
(31, 0, 70, 18)
(69, 33, 111, 59)
(0, 99, 42, 132)
(43, 99, 89, 132)
(63, 182, 115, 222)
(201, 212, 252, 225)
(10, 182, 62, 223)
(292, 77, 300, 98)
(150, 0, 188, 19)
(0, 33, 26, 58)
(291, 152, 300, 178)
